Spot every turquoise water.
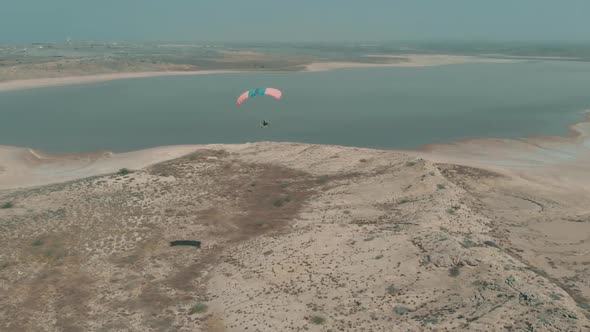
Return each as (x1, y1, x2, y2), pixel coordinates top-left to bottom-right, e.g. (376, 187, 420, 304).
(1, 61, 590, 153)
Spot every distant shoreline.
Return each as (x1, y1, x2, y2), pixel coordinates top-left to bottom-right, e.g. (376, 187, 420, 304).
(304, 54, 513, 71)
(0, 70, 241, 92)
(0, 55, 513, 92)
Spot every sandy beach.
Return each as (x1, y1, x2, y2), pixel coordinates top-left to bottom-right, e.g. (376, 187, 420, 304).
(0, 70, 242, 92)
(304, 54, 513, 72)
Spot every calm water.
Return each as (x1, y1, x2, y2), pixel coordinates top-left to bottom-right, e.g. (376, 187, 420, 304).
(1, 61, 590, 153)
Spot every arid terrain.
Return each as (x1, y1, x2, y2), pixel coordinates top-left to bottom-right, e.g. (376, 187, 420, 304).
(1, 140, 589, 331)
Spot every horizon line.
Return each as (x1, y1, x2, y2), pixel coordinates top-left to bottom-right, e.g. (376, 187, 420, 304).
(2, 39, 590, 46)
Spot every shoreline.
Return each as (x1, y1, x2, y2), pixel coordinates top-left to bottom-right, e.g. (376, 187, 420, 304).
(304, 54, 514, 72)
(0, 110, 589, 190)
(405, 110, 590, 196)
(0, 55, 514, 92)
(416, 110, 590, 153)
(0, 70, 242, 92)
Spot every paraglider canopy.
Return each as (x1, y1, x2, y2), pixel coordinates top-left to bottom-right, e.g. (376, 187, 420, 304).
(237, 87, 282, 106)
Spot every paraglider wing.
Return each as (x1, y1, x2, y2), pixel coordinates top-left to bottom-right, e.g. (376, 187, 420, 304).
(236, 87, 282, 106)
(264, 88, 282, 100)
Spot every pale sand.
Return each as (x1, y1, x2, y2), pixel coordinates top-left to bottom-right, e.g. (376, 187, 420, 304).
(0, 70, 241, 92)
(480, 53, 582, 60)
(304, 54, 514, 72)
(409, 111, 590, 195)
(0, 144, 222, 190)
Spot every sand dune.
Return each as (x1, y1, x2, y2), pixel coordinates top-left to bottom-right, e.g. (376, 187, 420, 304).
(1, 135, 590, 331)
(0, 144, 212, 189)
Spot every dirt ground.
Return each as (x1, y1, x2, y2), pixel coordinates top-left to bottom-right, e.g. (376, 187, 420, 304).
(1, 142, 589, 331)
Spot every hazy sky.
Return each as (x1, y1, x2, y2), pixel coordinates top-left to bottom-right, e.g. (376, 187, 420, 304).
(1, 0, 589, 43)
